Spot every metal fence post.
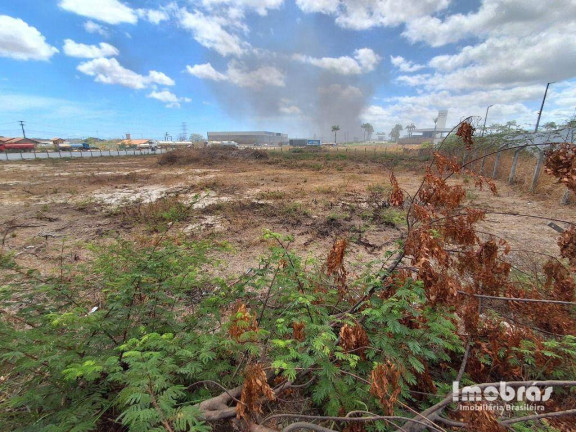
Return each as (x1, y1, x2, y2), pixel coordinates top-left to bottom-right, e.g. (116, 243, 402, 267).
(531, 151, 545, 193)
(480, 155, 486, 175)
(508, 147, 522, 184)
(492, 150, 502, 179)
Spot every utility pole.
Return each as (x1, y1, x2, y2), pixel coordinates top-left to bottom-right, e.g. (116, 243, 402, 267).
(19, 121, 26, 138)
(481, 105, 493, 137)
(535, 82, 553, 133)
(530, 82, 554, 192)
(180, 122, 188, 141)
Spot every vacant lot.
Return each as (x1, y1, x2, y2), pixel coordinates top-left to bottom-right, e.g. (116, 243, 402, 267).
(2, 146, 576, 432)
(0, 147, 573, 277)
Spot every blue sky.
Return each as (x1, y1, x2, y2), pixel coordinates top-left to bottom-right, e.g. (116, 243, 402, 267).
(1, 0, 575, 141)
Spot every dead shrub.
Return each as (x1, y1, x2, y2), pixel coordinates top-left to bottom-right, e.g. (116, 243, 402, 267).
(370, 361, 401, 415)
(237, 363, 275, 420)
(158, 147, 269, 166)
(229, 303, 259, 342)
(339, 322, 369, 359)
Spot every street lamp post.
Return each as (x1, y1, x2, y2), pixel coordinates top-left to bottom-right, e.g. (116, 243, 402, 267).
(481, 105, 493, 137)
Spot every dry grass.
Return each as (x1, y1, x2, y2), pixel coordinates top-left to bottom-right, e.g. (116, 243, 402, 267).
(120, 195, 191, 232)
(467, 148, 567, 200)
(0, 148, 573, 277)
(158, 147, 269, 166)
(78, 171, 151, 186)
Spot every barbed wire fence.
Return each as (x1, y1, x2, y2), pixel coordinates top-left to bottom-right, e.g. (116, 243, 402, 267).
(443, 126, 575, 205)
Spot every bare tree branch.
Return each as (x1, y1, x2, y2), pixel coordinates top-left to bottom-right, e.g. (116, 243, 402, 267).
(282, 422, 337, 432)
(457, 291, 576, 306)
(262, 413, 444, 431)
(397, 380, 576, 432)
(501, 408, 576, 426)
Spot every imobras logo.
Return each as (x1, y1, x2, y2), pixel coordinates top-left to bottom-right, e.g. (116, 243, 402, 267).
(453, 382, 554, 403)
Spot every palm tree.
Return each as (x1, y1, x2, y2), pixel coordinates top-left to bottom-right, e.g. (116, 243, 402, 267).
(361, 123, 368, 141)
(389, 124, 403, 142)
(331, 125, 340, 144)
(406, 123, 416, 137)
(366, 123, 374, 141)
(361, 123, 374, 141)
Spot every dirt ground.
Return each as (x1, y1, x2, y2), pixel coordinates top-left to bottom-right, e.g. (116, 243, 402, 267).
(0, 151, 573, 278)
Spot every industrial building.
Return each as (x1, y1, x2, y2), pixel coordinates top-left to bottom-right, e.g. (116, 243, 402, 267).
(207, 131, 288, 146)
(398, 110, 452, 146)
(0, 137, 39, 146)
(289, 139, 321, 146)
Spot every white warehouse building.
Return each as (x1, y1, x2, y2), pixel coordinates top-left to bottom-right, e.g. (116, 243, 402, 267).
(207, 131, 288, 146)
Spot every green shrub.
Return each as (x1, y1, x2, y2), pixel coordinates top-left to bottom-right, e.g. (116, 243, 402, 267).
(0, 234, 462, 431)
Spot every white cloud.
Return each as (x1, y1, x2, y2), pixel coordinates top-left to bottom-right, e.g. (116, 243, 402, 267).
(369, 0, 576, 135)
(295, 0, 450, 30)
(398, 31, 576, 92)
(0, 15, 58, 61)
(388, 0, 576, 98)
(201, 0, 284, 16)
(147, 90, 191, 108)
(63, 39, 119, 58)
(293, 48, 380, 75)
(147, 71, 175, 86)
(279, 99, 302, 115)
(59, 0, 137, 25)
(361, 85, 554, 136)
(177, 9, 249, 56)
(137, 9, 169, 25)
(84, 20, 109, 37)
(185, 61, 285, 88)
(395, 74, 432, 87)
(403, 0, 576, 47)
(295, 0, 337, 14)
(354, 48, 381, 71)
(390, 55, 424, 73)
(77, 58, 174, 89)
(186, 63, 228, 81)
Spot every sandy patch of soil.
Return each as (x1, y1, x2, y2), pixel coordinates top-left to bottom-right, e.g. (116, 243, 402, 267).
(0, 153, 573, 277)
